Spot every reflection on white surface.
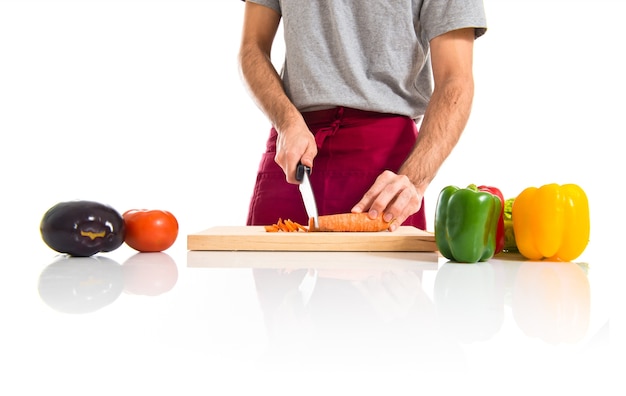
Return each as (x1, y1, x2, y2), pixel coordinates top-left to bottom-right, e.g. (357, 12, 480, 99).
(434, 258, 592, 346)
(434, 261, 506, 344)
(38, 252, 179, 314)
(511, 260, 590, 345)
(187, 250, 439, 270)
(187, 250, 597, 350)
(250, 260, 465, 372)
(38, 255, 125, 314)
(5, 247, 612, 395)
(121, 252, 179, 296)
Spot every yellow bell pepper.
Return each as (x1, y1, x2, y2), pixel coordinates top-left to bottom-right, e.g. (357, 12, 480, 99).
(512, 183, 590, 261)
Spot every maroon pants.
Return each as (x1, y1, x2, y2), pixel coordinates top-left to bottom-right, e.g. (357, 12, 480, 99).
(246, 107, 427, 230)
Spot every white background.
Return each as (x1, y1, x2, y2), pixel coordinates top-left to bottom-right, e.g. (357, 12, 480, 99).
(1, 1, 624, 269)
(1, 1, 624, 393)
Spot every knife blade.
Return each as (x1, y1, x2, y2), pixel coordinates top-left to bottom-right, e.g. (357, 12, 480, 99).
(296, 162, 319, 229)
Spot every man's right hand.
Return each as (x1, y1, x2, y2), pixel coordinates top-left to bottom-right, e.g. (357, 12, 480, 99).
(274, 121, 318, 184)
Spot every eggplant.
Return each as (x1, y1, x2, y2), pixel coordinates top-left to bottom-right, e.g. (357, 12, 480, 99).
(40, 200, 126, 257)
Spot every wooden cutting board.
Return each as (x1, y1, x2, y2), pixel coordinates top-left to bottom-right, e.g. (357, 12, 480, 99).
(187, 226, 436, 252)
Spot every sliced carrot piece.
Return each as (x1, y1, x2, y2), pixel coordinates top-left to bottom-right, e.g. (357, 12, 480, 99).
(264, 218, 308, 232)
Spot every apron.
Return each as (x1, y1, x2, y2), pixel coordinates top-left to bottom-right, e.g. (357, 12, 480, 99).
(246, 107, 427, 230)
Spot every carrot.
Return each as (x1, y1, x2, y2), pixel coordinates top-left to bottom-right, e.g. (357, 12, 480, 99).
(265, 213, 391, 232)
(308, 212, 393, 232)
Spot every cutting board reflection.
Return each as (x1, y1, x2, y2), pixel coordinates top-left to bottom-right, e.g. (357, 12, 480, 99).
(187, 226, 436, 252)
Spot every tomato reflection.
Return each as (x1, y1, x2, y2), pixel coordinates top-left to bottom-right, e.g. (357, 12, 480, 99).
(122, 252, 178, 296)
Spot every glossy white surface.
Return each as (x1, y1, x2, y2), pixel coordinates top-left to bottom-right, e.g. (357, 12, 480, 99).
(3, 239, 618, 395)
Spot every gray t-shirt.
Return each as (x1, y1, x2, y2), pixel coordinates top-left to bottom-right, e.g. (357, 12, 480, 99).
(246, 0, 487, 120)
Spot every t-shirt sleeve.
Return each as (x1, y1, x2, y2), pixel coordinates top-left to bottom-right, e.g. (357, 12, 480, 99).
(243, 0, 281, 15)
(420, 0, 487, 42)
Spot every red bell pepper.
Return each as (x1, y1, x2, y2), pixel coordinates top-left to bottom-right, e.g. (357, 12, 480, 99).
(477, 185, 505, 254)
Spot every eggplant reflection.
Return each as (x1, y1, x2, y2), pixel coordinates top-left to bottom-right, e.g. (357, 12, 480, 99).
(38, 252, 179, 314)
(38, 255, 124, 314)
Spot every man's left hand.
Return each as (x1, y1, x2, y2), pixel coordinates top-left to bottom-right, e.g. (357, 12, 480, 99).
(351, 170, 423, 231)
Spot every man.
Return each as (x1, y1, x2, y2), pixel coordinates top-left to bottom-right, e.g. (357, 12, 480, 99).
(239, 0, 487, 231)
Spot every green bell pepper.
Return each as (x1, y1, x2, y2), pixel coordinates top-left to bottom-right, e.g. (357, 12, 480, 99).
(434, 184, 502, 263)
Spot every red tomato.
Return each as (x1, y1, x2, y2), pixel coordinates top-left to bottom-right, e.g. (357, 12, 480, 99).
(123, 209, 179, 252)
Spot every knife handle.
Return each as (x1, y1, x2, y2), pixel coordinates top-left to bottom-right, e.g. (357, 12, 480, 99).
(295, 162, 311, 182)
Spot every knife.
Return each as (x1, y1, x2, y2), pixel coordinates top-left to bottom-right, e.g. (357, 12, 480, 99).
(296, 162, 319, 229)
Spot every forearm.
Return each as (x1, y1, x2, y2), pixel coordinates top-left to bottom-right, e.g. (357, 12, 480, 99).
(238, 44, 303, 133)
(399, 76, 474, 195)
(239, 41, 317, 180)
